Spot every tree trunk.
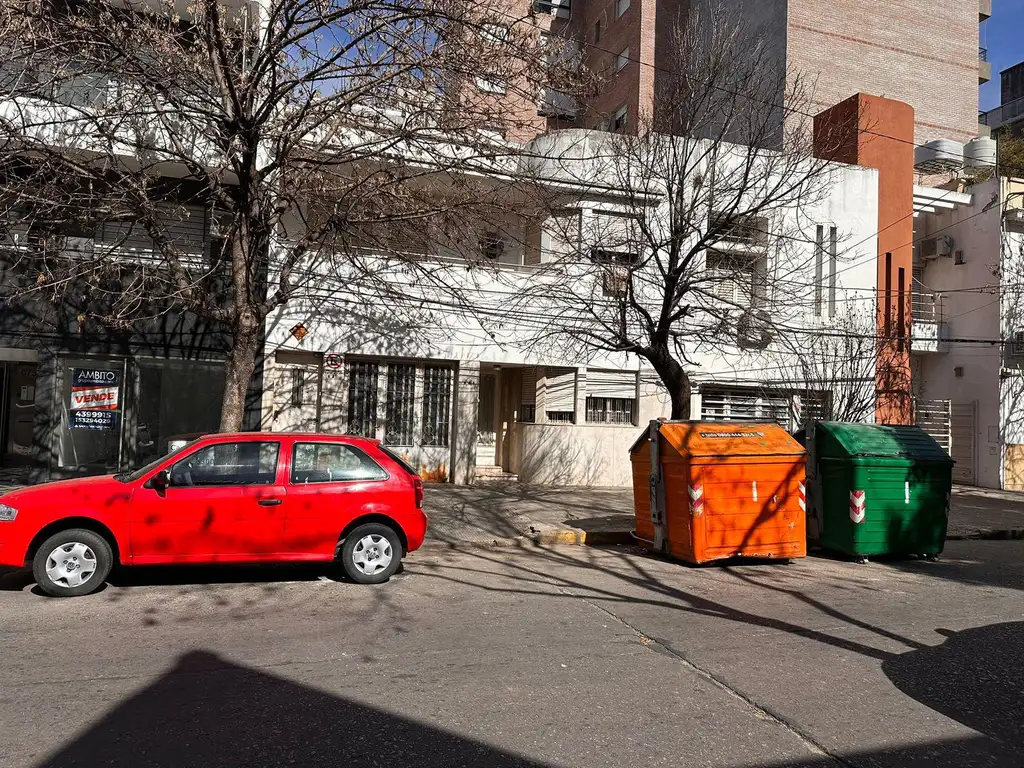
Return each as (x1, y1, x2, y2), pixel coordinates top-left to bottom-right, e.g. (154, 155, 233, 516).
(647, 349, 692, 420)
(219, 314, 261, 432)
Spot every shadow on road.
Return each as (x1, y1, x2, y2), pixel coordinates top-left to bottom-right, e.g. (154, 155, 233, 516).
(883, 621, 1024, 752)
(416, 542, 1024, 766)
(35, 650, 549, 768)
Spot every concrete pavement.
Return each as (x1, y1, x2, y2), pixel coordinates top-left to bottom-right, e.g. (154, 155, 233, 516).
(1, 539, 1022, 767)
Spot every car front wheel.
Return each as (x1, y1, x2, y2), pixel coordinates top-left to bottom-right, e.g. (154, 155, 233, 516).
(340, 523, 402, 584)
(32, 529, 113, 597)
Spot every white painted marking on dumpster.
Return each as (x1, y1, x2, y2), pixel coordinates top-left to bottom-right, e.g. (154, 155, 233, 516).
(905, 481, 910, 504)
(752, 481, 758, 501)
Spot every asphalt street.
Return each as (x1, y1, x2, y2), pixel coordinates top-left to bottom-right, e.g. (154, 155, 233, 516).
(1, 540, 1022, 767)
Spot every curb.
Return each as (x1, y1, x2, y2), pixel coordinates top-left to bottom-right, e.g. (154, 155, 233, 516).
(947, 528, 1024, 541)
(423, 528, 635, 551)
(424, 528, 1024, 551)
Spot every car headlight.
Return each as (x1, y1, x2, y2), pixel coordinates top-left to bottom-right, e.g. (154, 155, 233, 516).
(0, 504, 17, 522)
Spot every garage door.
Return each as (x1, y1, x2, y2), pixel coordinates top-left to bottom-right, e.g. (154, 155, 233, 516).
(950, 402, 977, 485)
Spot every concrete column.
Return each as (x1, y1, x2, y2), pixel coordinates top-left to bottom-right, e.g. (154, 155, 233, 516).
(493, 366, 504, 468)
(575, 367, 587, 425)
(535, 368, 549, 424)
(452, 361, 480, 484)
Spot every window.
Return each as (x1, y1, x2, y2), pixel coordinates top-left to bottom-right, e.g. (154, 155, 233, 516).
(585, 369, 637, 424)
(705, 250, 761, 308)
(291, 442, 387, 484)
(612, 104, 628, 132)
(170, 441, 280, 487)
(701, 387, 792, 428)
(290, 368, 305, 408)
(384, 364, 416, 446)
(709, 212, 768, 246)
(595, 20, 601, 42)
(519, 367, 538, 423)
(347, 361, 379, 438)
(475, 76, 507, 94)
(586, 397, 636, 424)
(615, 0, 629, 17)
(614, 47, 630, 73)
(480, 231, 505, 261)
(543, 367, 576, 423)
(422, 366, 453, 447)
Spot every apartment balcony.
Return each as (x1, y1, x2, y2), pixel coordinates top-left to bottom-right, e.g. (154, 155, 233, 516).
(979, 47, 992, 84)
(911, 289, 948, 354)
(980, 0, 992, 21)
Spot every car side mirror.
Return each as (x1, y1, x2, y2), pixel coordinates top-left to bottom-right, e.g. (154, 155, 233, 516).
(152, 469, 171, 491)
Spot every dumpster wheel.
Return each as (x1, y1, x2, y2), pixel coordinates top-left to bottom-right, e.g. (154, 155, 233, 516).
(922, 553, 940, 562)
(854, 555, 870, 565)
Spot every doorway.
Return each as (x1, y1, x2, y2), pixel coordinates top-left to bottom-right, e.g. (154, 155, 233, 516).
(0, 361, 38, 467)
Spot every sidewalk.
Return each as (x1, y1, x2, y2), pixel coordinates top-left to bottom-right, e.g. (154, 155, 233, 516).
(423, 482, 1024, 548)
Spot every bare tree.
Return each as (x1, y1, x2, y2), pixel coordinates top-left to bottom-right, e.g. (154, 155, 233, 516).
(514, 3, 854, 419)
(0, 0, 575, 430)
(760, 307, 879, 425)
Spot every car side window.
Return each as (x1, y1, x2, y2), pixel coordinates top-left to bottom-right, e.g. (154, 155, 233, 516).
(170, 442, 280, 487)
(291, 442, 388, 484)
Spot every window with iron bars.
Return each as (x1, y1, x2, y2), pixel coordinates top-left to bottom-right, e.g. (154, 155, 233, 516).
(421, 366, 453, 447)
(585, 397, 636, 424)
(384, 364, 416, 446)
(347, 361, 379, 438)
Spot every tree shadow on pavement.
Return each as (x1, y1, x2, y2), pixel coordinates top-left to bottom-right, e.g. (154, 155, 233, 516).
(882, 621, 1024, 753)
(416, 543, 1023, 766)
(34, 650, 549, 768)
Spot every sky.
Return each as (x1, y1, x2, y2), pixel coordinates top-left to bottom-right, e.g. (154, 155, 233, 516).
(980, 0, 1024, 110)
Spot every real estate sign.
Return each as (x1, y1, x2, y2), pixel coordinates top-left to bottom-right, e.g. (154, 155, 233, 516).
(70, 368, 121, 430)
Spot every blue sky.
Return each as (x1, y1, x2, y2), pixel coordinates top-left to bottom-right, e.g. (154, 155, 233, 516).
(980, 0, 1024, 110)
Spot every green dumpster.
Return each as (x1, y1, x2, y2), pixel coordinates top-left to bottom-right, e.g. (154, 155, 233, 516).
(807, 423, 953, 559)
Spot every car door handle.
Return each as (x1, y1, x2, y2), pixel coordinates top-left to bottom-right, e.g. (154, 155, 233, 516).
(257, 499, 282, 506)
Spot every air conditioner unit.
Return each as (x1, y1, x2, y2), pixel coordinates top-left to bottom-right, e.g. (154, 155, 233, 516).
(919, 237, 938, 260)
(736, 309, 774, 350)
(1011, 331, 1024, 357)
(937, 235, 955, 258)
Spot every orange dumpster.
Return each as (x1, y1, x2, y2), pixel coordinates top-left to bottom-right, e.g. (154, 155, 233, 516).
(630, 421, 807, 564)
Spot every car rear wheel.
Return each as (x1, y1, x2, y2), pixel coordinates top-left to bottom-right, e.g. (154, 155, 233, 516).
(340, 523, 402, 585)
(32, 529, 113, 597)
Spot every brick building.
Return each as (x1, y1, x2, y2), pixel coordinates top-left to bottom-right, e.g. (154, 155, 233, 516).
(495, 0, 989, 144)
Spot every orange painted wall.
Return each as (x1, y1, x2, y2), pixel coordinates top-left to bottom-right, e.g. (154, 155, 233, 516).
(814, 94, 915, 424)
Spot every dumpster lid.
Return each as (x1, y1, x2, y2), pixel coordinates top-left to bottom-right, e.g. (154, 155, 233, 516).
(631, 421, 805, 458)
(815, 422, 953, 462)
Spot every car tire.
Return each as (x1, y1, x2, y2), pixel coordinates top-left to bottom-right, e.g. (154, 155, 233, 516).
(32, 529, 113, 598)
(340, 523, 402, 585)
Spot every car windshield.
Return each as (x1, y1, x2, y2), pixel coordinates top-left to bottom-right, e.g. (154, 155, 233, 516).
(113, 439, 200, 483)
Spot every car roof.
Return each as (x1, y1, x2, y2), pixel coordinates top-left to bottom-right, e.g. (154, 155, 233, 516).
(198, 432, 379, 443)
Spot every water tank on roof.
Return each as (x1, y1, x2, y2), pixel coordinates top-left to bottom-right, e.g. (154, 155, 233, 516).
(963, 136, 997, 169)
(914, 140, 964, 173)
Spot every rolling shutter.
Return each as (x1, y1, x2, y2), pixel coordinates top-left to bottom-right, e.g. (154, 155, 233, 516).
(521, 367, 538, 405)
(542, 367, 576, 412)
(587, 369, 636, 399)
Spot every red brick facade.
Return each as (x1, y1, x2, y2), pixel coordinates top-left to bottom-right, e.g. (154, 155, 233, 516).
(514, 0, 982, 146)
(787, 0, 981, 144)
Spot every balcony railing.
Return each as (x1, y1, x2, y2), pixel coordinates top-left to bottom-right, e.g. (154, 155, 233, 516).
(911, 284, 947, 353)
(980, 46, 988, 62)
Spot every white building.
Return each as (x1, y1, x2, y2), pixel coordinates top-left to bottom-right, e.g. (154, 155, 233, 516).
(262, 128, 881, 486)
(913, 174, 1024, 489)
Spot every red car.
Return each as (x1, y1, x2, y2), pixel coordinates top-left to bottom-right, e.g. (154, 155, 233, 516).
(0, 433, 427, 597)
